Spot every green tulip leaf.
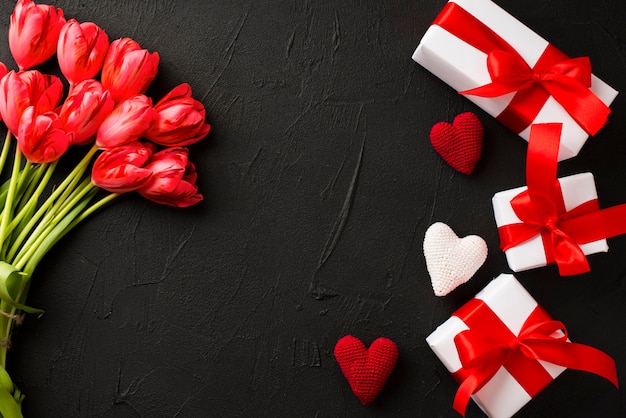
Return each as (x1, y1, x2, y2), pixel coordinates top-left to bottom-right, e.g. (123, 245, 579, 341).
(0, 387, 22, 418)
(0, 366, 22, 418)
(0, 262, 43, 315)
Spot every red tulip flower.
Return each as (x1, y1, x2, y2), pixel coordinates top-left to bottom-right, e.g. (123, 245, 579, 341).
(96, 94, 155, 148)
(59, 79, 114, 145)
(9, 0, 66, 70)
(91, 142, 155, 193)
(0, 63, 7, 121)
(0, 63, 7, 81)
(101, 38, 159, 103)
(17, 106, 72, 163)
(145, 83, 211, 147)
(57, 19, 109, 85)
(0, 70, 63, 136)
(138, 147, 202, 207)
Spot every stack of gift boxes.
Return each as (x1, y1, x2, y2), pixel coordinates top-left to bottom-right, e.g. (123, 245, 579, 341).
(413, 0, 623, 416)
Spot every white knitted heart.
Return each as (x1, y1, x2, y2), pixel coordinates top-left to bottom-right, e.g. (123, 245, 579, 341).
(423, 222, 488, 296)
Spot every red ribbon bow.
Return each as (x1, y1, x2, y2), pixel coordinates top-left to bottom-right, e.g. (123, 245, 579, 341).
(452, 298, 618, 417)
(433, 3, 610, 135)
(498, 123, 626, 275)
(462, 50, 592, 98)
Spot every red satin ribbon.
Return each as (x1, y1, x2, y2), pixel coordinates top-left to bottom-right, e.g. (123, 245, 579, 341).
(433, 2, 610, 135)
(498, 123, 626, 275)
(451, 298, 618, 417)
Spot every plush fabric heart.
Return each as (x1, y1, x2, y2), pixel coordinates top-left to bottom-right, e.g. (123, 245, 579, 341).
(429, 112, 483, 175)
(423, 222, 488, 296)
(334, 335, 398, 405)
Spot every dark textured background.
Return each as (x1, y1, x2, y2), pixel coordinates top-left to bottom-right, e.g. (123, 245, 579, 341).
(0, 0, 624, 416)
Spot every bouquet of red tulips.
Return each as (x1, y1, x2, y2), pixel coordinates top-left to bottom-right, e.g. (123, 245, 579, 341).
(0, 1, 211, 415)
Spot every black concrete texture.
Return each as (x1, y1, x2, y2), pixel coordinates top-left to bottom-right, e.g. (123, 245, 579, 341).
(0, 0, 625, 417)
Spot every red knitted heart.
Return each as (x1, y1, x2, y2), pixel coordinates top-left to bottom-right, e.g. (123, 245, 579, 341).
(334, 335, 398, 404)
(429, 112, 483, 175)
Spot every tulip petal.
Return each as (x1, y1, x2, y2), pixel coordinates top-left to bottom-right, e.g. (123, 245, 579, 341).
(91, 142, 155, 193)
(96, 95, 155, 148)
(9, 0, 66, 70)
(58, 20, 109, 84)
(145, 83, 211, 146)
(17, 107, 72, 163)
(101, 38, 159, 103)
(137, 147, 202, 207)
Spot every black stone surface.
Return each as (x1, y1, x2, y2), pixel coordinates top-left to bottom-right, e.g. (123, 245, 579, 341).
(0, 0, 625, 416)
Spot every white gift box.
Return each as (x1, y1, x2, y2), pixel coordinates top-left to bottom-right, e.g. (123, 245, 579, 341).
(426, 274, 566, 418)
(412, 0, 618, 160)
(492, 172, 608, 272)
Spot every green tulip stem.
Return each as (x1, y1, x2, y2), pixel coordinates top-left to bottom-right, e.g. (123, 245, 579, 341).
(75, 192, 120, 223)
(6, 162, 56, 243)
(0, 148, 22, 260)
(6, 145, 97, 265)
(0, 132, 11, 177)
(14, 177, 95, 273)
(15, 163, 47, 213)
